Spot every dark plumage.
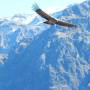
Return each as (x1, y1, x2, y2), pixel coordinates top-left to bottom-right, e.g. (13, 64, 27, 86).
(32, 4, 77, 28)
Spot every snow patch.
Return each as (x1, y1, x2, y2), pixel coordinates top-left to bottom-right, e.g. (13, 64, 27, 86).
(54, 31, 70, 39)
(88, 83, 90, 88)
(40, 53, 46, 70)
(47, 41, 51, 48)
(0, 53, 8, 64)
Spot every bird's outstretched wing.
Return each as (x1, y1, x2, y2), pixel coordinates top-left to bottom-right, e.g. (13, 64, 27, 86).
(32, 4, 77, 28)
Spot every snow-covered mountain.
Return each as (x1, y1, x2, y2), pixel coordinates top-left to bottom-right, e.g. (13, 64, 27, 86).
(0, 0, 90, 90)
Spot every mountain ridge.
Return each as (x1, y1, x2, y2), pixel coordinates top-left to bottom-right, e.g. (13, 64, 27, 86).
(0, 0, 90, 90)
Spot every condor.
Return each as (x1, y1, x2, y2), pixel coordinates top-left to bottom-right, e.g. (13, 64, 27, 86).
(32, 4, 77, 28)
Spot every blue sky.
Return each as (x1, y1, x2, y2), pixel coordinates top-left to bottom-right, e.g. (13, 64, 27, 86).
(0, 0, 85, 18)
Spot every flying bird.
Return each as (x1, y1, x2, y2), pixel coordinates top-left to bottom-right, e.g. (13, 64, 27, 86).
(32, 4, 77, 28)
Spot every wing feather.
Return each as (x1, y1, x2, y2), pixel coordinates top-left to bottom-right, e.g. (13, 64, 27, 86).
(32, 4, 57, 22)
(56, 20, 77, 27)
